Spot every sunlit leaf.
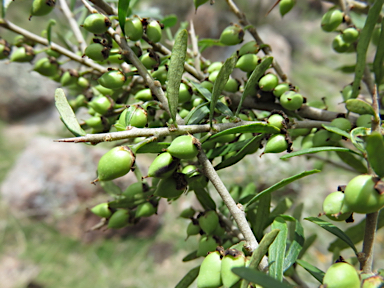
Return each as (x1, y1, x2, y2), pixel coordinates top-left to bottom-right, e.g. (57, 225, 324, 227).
(283, 220, 304, 272)
(161, 14, 178, 29)
(322, 124, 350, 139)
(296, 259, 324, 283)
(233, 267, 293, 288)
(269, 217, 288, 282)
(209, 122, 280, 139)
(118, 0, 130, 35)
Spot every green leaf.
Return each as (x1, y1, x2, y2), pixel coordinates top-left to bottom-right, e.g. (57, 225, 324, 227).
(194, 187, 216, 210)
(283, 220, 304, 272)
(335, 151, 367, 173)
(280, 147, 360, 160)
(269, 201, 294, 224)
(237, 57, 274, 116)
(206, 138, 254, 158)
(99, 180, 123, 197)
(198, 38, 226, 52)
(336, 64, 356, 74)
(233, 267, 293, 288)
(345, 99, 375, 115)
(373, 20, 384, 86)
(269, 217, 288, 282)
(350, 126, 370, 153)
(247, 229, 280, 270)
(210, 55, 237, 127)
(1, 0, 13, 18)
(364, 131, 384, 178)
(328, 209, 384, 252)
(305, 217, 358, 254)
(298, 234, 317, 259)
(160, 14, 178, 29)
(182, 250, 198, 262)
(246, 170, 320, 207)
(167, 29, 188, 126)
(54, 88, 86, 137)
(174, 266, 200, 288)
(351, 0, 384, 98)
(47, 19, 56, 45)
(194, 0, 209, 11)
(191, 81, 212, 101)
(184, 103, 210, 124)
(118, 0, 130, 35)
(322, 124, 351, 139)
(252, 194, 271, 241)
(296, 259, 324, 283)
(136, 142, 170, 153)
(210, 123, 280, 139)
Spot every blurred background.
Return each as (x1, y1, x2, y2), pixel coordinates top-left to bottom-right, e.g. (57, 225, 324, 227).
(0, 0, 382, 287)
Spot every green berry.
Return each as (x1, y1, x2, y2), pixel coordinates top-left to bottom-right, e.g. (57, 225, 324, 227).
(151, 66, 168, 84)
(135, 202, 156, 218)
(85, 116, 105, 132)
(84, 43, 110, 62)
(197, 251, 223, 288)
(91, 203, 112, 218)
(332, 35, 351, 53)
(98, 70, 126, 89)
(238, 41, 259, 56)
(321, 9, 343, 32)
(224, 78, 240, 93)
(342, 27, 359, 43)
(60, 70, 79, 86)
(330, 118, 352, 132)
(154, 175, 186, 198)
(312, 129, 334, 147)
(46, 48, 60, 58)
(88, 95, 112, 115)
(207, 62, 223, 73)
(97, 146, 135, 181)
(125, 17, 143, 41)
(268, 114, 285, 129)
(187, 221, 201, 236)
(30, 0, 55, 17)
(180, 207, 196, 218)
(146, 20, 162, 43)
(323, 192, 352, 221)
(140, 52, 159, 70)
(356, 114, 372, 128)
(0, 40, 11, 60)
(279, 0, 296, 17)
(135, 88, 153, 101)
(264, 134, 288, 153)
(208, 70, 219, 83)
(33, 57, 59, 76)
(219, 24, 244, 46)
(323, 262, 360, 288)
(273, 83, 290, 98)
(236, 54, 259, 72)
(280, 91, 304, 110)
(341, 84, 353, 101)
(179, 83, 192, 103)
(196, 235, 218, 257)
(301, 133, 314, 149)
(167, 135, 198, 159)
(259, 74, 279, 91)
(83, 14, 112, 34)
(221, 249, 246, 288)
(118, 105, 148, 129)
(10, 46, 35, 62)
(148, 152, 179, 178)
(198, 211, 219, 235)
(108, 209, 130, 229)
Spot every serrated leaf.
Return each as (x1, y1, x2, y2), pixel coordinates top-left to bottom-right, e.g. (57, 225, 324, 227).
(350, 126, 370, 153)
(54, 88, 86, 137)
(174, 266, 200, 288)
(246, 170, 320, 207)
(373, 20, 384, 85)
(210, 122, 280, 139)
(47, 19, 56, 45)
(236, 57, 274, 115)
(136, 142, 170, 153)
(210, 55, 237, 127)
(351, 0, 384, 98)
(283, 220, 304, 272)
(167, 29, 188, 126)
(305, 217, 358, 254)
(364, 131, 384, 177)
(184, 103, 210, 124)
(328, 209, 384, 252)
(182, 250, 198, 262)
(160, 14, 177, 29)
(322, 124, 351, 139)
(335, 151, 367, 173)
(269, 217, 288, 282)
(296, 259, 324, 283)
(99, 180, 123, 196)
(233, 267, 293, 288)
(280, 147, 360, 160)
(118, 0, 130, 35)
(346, 99, 375, 115)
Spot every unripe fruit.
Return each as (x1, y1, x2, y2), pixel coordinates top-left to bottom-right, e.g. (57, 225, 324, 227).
(342, 27, 359, 43)
(341, 84, 353, 101)
(88, 95, 112, 115)
(280, 91, 304, 110)
(84, 43, 109, 61)
(10, 46, 35, 62)
(140, 52, 159, 70)
(321, 9, 344, 32)
(322, 192, 352, 221)
(124, 17, 143, 41)
(344, 175, 384, 214)
(208, 70, 219, 83)
(30, 0, 55, 17)
(259, 74, 279, 91)
(118, 105, 147, 128)
(167, 135, 198, 159)
(361, 274, 384, 288)
(236, 54, 259, 72)
(151, 66, 167, 84)
(312, 129, 333, 147)
(199, 81, 213, 92)
(83, 14, 112, 34)
(135, 202, 156, 218)
(356, 114, 372, 128)
(332, 35, 351, 53)
(198, 211, 219, 235)
(148, 152, 179, 178)
(238, 40, 259, 56)
(179, 83, 192, 103)
(33, 57, 59, 76)
(91, 203, 112, 218)
(108, 209, 130, 229)
(135, 88, 153, 101)
(180, 207, 195, 218)
(196, 235, 218, 257)
(154, 175, 185, 198)
(207, 62, 223, 73)
(46, 48, 60, 58)
(224, 78, 240, 93)
(330, 118, 352, 132)
(264, 134, 288, 153)
(197, 251, 222, 288)
(187, 221, 201, 236)
(60, 70, 78, 86)
(98, 70, 126, 89)
(273, 83, 290, 98)
(268, 114, 285, 129)
(85, 116, 105, 132)
(221, 249, 246, 288)
(123, 182, 144, 199)
(219, 24, 244, 46)
(146, 20, 162, 43)
(0, 43, 11, 60)
(97, 146, 135, 181)
(301, 133, 315, 149)
(279, 0, 295, 17)
(323, 262, 360, 288)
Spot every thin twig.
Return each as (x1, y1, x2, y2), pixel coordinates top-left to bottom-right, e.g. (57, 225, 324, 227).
(189, 21, 202, 75)
(360, 211, 379, 273)
(59, 0, 87, 53)
(88, 0, 116, 15)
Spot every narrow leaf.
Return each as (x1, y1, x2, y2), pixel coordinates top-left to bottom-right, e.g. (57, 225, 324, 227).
(346, 99, 375, 115)
(365, 131, 384, 177)
(136, 142, 170, 153)
(47, 19, 56, 45)
(54, 88, 86, 137)
(335, 151, 367, 173)
(237, 57, 274, 115)
(246, 170, 320, 207)
(296, 259, 325, 283)
(283, 220, 304, 272)
(160, 14, 178, 29)
(233, 267, 293, 288)
(280, 147, 360, 159)
(206, 138, 254, 159)
(118, 0, 130, 35)
(167, 29, 188, 126)
(350, 126, 370, 153)
(351, 0, 384, 98)
(1, 0, 13, 18)
(194, 187, 216, 210)
(175, 266, 200, 288)
(191, 81, 212, 101)
(184, 103, 210, 124)
(269, 217, 288, 282)
(305, 217, 358, 254)
(373, 20, 384, 85)
(210, 122, 280, 139)
(210, 55, 237, 127)
(252, 194, 271, 241)
(322, 124, 351, 139)
(182, 250, 198, 262)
